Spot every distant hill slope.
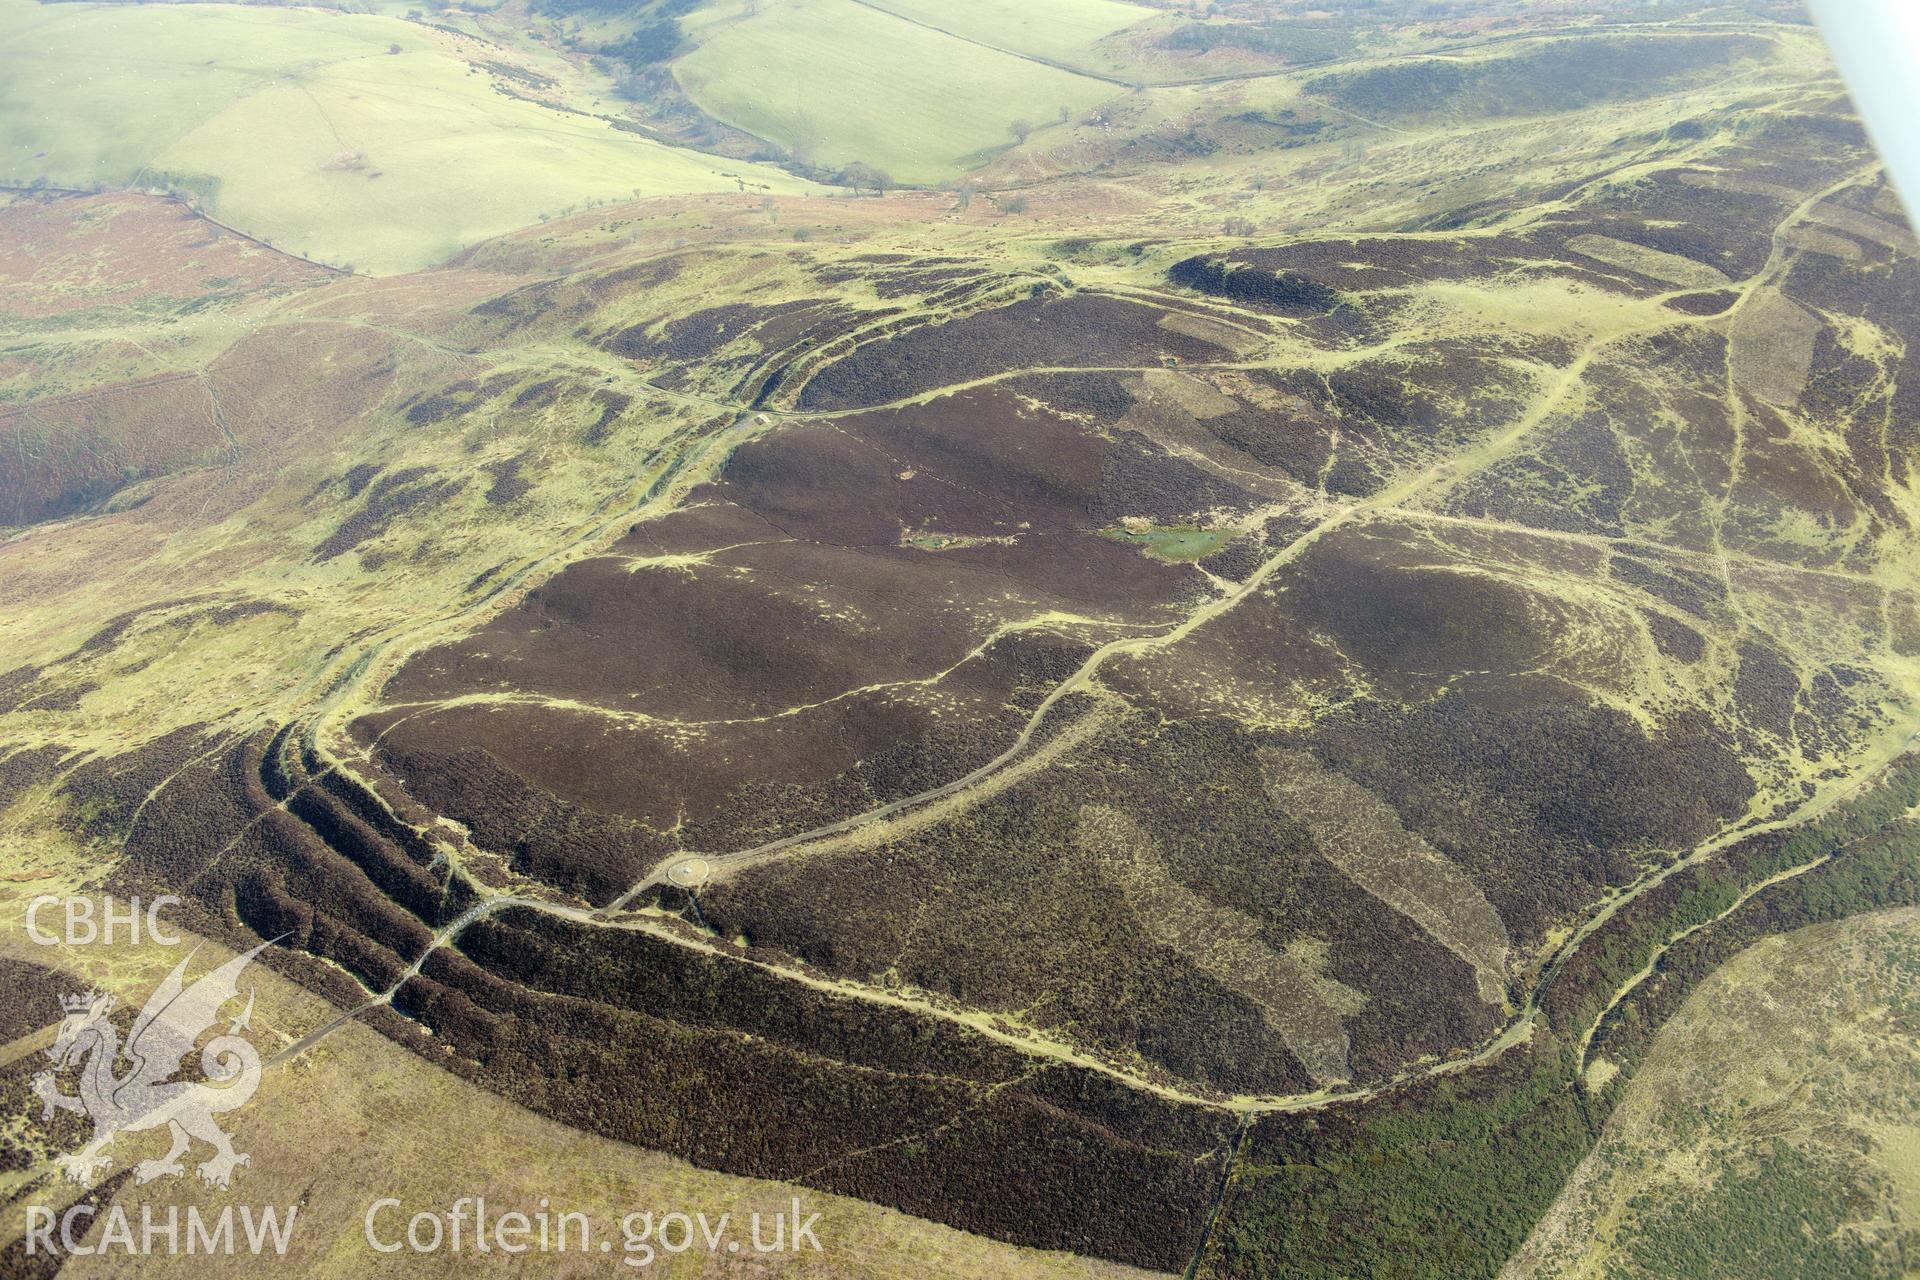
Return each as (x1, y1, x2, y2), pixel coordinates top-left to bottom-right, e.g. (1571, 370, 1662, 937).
(0, 0, 814, 272)
(673, 0, 1125, 183)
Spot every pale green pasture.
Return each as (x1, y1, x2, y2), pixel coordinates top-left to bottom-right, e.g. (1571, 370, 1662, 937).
(860, 0, 1158, 67)
(0, 0, 813, 272)
(674, 0, 1120, 184)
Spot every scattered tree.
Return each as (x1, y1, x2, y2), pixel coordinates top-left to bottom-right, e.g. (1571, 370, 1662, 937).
(1008, 118, 1032, 145)
(1002, 194, 1030, 215)
(835, 162, 892, 196)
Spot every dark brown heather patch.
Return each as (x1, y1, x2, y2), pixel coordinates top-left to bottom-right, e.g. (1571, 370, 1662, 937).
(1664, 289, 1739, 315)
(482, 453, 532, 505)
(797, 294, 1231, 411)
(313, 468, 466, 561)
(1305, 691, 1751, 942)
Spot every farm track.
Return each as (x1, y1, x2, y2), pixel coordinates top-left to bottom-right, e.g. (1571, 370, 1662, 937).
(838, 2, 1807, 95)
(0, 184, 348, 276)
(1573, 793, 1920, 1069)
(19, 143, 1858, 1201)
(598, 168, 1893, 901)
(4, 21, 1914, 1275)
(279, 713, 1920, 1118)
(253, 167, 1920, 1126)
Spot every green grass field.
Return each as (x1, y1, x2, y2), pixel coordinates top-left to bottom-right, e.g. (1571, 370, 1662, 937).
(1515, 910, 1920, 1280)
(0, 0, 814, 272)
(860, 0, 1159, 70)
(674, 0, 1122, 184)
(1102, 523, 1237, 563)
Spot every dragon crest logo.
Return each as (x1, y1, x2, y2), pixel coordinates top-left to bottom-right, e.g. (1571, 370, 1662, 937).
(31, 941, 271, 1190)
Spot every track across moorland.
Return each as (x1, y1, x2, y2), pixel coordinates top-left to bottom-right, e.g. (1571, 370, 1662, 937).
(251, 166, 1920, 1124)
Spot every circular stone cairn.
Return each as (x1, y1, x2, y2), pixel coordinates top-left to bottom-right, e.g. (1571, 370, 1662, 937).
(666, 857, 711, 890)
